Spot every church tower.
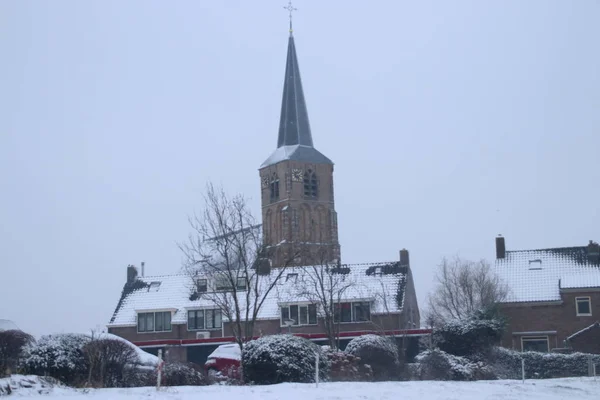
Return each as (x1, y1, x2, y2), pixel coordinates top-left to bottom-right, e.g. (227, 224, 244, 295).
(259, 29, 340, 267)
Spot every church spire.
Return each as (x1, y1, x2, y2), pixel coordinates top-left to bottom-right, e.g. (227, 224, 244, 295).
(277, 32, 313, 148)
(260, 5, 333, 168)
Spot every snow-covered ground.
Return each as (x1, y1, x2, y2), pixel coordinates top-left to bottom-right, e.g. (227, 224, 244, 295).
(2, 375, 599, 399)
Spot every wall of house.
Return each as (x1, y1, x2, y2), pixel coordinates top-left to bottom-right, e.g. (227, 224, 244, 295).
(401, 268, 421, 329)
(568, 327, 600, 354)
(500, 289, 600, 352)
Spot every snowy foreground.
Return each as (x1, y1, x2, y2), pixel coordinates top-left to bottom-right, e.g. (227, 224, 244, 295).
(2, 375, 600, 400)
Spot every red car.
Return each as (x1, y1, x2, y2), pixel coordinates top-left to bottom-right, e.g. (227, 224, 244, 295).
(204, 344, 242, 380)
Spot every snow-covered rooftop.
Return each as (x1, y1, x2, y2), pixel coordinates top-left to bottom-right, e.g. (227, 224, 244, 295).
(108, 262, 407, 327)
(495, 246, 600, 303)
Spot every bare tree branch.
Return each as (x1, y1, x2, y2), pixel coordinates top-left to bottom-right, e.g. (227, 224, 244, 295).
(426, 256, 508, 326)
(178, 183, 299, 350)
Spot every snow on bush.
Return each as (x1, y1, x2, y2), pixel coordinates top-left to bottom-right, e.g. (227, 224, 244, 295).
(242, 334, 328, 385)
(0, 329, 34, 377)
(94, 333, 158, 366)
(489, 347, 600, 380)
(344, 335, 399, 381)
(434, 318, 504, 357)
(82, 337, 141, 388)
(322, 347, 372, 382)
(162, 362, 207, 386)
(414, 349, 496, 381)
(21, 333, 90, 385)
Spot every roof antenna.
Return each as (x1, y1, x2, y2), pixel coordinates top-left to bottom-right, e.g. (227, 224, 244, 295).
(283, 1, 297, 35)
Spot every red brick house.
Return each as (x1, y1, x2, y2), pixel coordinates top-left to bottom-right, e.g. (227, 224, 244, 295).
(495, 236, 600, 353)
(107, 255, 423, 364)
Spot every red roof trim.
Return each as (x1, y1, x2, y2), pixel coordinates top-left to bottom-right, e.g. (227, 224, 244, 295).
(133, 328, 432, 348)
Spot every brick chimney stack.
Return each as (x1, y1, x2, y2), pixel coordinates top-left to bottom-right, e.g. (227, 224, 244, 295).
(587, 240, 599, 264)
(496, 235, 506, 259)
(400, 249, 410, 267)
(127, 264, 138, 284)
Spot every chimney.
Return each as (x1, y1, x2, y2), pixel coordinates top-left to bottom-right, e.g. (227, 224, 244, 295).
(126, 264, 138, 284)
(588, 240, 600, 264)
(141, 261, 145, 277)
(496, 235, 506, 259)
(399, 249, 410, 267)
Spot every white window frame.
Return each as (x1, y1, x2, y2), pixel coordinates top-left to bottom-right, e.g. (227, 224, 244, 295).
(137, 311, 172, 333)
(334, 301, 371, 323)
(521, 336, 549, 352)
(187, 309, 222, 331)
(280, 303, 318, 327)
(575, 296, 592, 316)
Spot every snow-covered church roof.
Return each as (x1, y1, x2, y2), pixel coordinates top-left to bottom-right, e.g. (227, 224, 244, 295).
(495, 242, 600, 303)
(108, 262, 408, 328)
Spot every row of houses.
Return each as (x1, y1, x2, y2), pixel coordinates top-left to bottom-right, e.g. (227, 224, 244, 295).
(106, 236, 600, 364)
(107, 250, 424, 364)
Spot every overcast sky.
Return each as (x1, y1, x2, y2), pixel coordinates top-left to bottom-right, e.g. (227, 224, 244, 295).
(1, 1, 599, 337)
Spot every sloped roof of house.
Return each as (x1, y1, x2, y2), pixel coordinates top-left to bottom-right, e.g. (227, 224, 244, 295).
(108, 262, 408, 327)
(566, 321, 600, 342)
(495, 245, 600, 303)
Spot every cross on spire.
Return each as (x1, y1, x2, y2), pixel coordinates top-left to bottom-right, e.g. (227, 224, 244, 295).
(283, 1, 297, 34)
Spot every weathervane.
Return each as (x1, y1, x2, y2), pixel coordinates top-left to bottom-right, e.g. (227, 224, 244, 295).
(283, 1, 297, 33)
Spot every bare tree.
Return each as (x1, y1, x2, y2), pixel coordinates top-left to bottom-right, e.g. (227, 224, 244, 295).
(179, 183, 299, 350)
(83, 334, 139, 388)
(426, 256, 509, 326)
(293, 252, 357, 349)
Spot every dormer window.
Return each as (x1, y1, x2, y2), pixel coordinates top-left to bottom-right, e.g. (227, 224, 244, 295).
(303, 170, 318, 199)
(270, 173, 280, 202)
(148, 282, 161, 292)
(196, 278, 207, 293)
(528, 259, 542, 270)
(215, 275, 247, 292)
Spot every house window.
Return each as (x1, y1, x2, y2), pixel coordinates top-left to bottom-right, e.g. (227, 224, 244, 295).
(521, 336, 549, 352)
(576, 297, 592, 316)
(334, 301, 371, 323)
(303, 170, 318, 199)
(280, 304, 317, 326)
(137, 311, 172, 333)
(196, 279, 207, 293)
(215, 276, 247, 292)
(188, 309, 222, 330)
(270, 173, 280, 202)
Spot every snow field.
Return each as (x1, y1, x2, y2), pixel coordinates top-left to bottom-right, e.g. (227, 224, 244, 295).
(2, 375, 600, 400)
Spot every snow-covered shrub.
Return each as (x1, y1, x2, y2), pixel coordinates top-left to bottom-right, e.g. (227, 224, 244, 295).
(162, 362, 207, 386)
(415, 349, 496, 381)
(434, 318, 504, 357)
(323, 347, 372, 382)
(82, 338, 140, 387)
(489, 347, 600, 379)
(344, 335, 399, 381)
(138, 362, 207, 387)
(0, 330, 34, 377)
(242, 335, 328, 385)
(21, 334, 90, 386)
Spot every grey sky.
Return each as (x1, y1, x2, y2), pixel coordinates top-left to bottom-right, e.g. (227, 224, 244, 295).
(1, 1, 598, 337)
